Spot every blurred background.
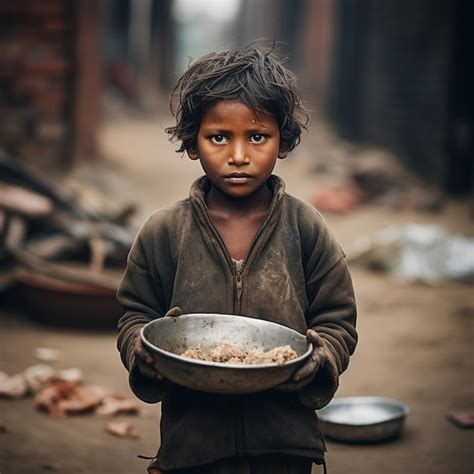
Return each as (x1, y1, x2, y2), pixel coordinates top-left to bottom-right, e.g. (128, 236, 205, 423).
(1, 0, 473, 191)
(1, 1, 473, 473)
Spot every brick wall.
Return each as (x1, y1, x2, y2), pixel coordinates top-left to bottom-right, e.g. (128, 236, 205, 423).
(364, 0, 454, 188)
(0, 0, 73, 168)
(298, 0, 336, 110)
(329, 0, 459, 190)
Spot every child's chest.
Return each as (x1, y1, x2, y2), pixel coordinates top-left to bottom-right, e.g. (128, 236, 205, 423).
(211, 215, 265, 261)
(170, 215, 308, 331)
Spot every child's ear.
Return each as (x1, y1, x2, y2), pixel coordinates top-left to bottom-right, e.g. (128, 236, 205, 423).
(187, 148, 199, 160)
(277, 149, 288, 159)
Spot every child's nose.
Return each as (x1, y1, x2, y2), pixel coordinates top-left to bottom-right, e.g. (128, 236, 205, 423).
(228, 141, 249, 165)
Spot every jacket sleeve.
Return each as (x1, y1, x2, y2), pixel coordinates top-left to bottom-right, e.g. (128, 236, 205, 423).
(299, 208, 358, 410)
(116, 218, 170, 403)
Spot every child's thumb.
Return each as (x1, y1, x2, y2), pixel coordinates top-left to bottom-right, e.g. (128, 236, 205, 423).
(165, 306, 183, 317)
(306, 329, 325, 348)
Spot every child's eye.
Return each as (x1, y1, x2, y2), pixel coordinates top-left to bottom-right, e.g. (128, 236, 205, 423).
(249, 134, 266, 144)
(210, 135, 228, 144)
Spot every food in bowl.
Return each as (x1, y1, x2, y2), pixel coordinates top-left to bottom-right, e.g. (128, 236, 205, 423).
(180, 343, 297, 365)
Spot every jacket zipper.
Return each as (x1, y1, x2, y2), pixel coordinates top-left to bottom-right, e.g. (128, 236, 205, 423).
(194, 199, 244, 313)
(235, 260, 243, 307)
(194, 193, 279, 458)
(195, 196, 277, 314)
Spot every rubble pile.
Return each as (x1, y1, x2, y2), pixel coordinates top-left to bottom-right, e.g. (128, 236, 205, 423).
(0, 359, 141, 439)
(309, 148, 442, 214)
(0, 154, 136, 327)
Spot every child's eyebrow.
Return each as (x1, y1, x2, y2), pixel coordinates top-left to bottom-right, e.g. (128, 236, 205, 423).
(201, 123, 271, 133)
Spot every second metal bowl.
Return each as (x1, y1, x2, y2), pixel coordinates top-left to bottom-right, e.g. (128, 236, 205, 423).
(317, 396, 410, 442)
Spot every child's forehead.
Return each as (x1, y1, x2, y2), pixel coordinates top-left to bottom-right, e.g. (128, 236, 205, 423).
(202, 100, 275, 126)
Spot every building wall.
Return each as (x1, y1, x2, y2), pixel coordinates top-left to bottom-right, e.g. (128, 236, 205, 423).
(236, 0, 303, 70)
(328, 0, 472, 192)
(72, 1, 103, 160)
(0, 0, 74, 168)
(0, 0, 103, 169)
(364, 0, 454, 188)
(298, 0, 336, 109)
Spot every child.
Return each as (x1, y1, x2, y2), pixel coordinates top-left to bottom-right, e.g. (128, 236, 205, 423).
(117, 46, 357, 474)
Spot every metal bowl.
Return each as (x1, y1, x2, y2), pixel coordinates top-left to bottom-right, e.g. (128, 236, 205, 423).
(15, 267, 122, 329)
(141, 313, 312, 394)
(317, 396, 410, 442)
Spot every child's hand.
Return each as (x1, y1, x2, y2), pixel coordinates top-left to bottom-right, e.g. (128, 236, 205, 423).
(133, 331, 165, 381)
(132, 308, 182, 381)
(275, 329, 335, 392)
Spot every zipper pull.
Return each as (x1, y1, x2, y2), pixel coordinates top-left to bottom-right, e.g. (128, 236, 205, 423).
(236, 273, 243, 302)
(233, 259, 244, 308)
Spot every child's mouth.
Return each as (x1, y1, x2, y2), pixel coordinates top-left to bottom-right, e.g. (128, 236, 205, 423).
(224, 173, 253, 183)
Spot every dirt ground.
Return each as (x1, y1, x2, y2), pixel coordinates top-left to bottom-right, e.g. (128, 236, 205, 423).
(1, 112, 473, 473)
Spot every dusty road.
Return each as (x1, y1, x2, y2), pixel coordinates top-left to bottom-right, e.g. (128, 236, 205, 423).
(1, 113, 473, 473)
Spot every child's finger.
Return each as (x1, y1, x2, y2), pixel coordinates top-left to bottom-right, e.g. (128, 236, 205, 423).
(165, 306, 183, 317)
(137, 359, 163, 381)
(306, 329, 325, 347)
(276, 371, 316, 392)
(133, 335, 155, 365)
(290, 329, 325, 382)
(136, 348, 154, 366)
(275, 381, 300, 392)
(293, 351, 321, 382)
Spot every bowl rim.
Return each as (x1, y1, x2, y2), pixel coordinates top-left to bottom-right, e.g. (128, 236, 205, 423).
(141, 313, 313, 370)
(317, 396, 410, 426)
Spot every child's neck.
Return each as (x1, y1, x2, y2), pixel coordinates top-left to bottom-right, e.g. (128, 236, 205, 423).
(204, 182, 273, 260)
(206, 183, 272, 217)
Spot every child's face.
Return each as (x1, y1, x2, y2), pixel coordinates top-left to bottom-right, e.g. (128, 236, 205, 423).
(190, 100, 281, 200)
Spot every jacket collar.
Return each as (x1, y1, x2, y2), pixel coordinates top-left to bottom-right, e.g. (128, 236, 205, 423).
(189, 174, 286, 206)
(189, 175, 286, 273)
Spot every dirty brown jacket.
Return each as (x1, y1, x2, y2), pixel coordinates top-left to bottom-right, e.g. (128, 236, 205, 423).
(117, 175, 357, 470)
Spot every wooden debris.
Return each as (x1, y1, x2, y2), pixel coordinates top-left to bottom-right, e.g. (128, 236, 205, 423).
(24, 234, 79, 260)
(35, 347, 60, 362)
(95, 395, 140, 416)
(311, 184, 362, 214)
(1, 361, 143, 430)
(447, 412, 474, 429)
(0, 153, 135, 298)
(34, 380, 106, 417)
(55, 368, 83, 385)
(23, 364, 55, 392)
(104, 420, 140, 439)
(2, 215, 27, 249)
(13, 250, 122, 290)
(0, 371, 29, 398)
(0, 182, 54, 218)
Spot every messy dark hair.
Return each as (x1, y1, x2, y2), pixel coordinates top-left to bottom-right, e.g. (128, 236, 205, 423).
(166, 45, 309, 154)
